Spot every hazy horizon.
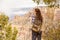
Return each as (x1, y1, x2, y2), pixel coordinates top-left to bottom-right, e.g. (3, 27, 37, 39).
(0, 0, 47, 17)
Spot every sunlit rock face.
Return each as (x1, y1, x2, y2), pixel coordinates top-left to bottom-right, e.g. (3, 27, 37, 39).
(10, 12, 32, 40)
(54, 8, 60, 21)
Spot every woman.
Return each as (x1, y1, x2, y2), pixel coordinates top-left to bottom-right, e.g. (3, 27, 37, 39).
(31, 8, 43, 40)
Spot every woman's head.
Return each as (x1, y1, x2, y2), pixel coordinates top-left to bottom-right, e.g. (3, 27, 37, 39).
(34, 8, 42, 20)
(35, 8, 40, 13)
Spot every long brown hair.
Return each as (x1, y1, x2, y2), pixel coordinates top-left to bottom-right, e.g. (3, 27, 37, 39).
(35, 8, 43, 24)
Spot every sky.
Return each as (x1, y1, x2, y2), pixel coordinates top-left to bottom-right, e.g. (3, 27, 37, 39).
(0, 0, 46, 17)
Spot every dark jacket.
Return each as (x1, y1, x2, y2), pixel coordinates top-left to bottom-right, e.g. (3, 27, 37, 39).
(31, 8, 43, 32)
